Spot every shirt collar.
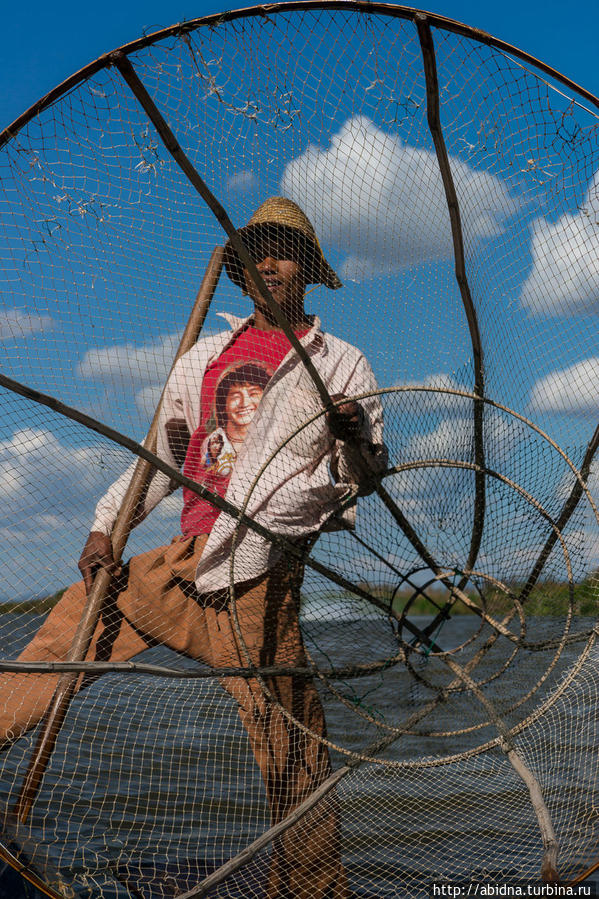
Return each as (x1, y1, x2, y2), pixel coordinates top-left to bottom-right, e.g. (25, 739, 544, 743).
(215, 311, 325, 351)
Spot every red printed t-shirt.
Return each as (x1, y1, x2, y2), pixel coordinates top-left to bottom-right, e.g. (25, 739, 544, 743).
(181, 324, 309, 537)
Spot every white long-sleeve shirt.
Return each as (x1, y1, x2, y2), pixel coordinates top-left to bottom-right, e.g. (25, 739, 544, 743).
(92, 313, 385, 592)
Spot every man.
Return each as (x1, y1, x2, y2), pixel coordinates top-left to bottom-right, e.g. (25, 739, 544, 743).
(1, 197, 386, 898)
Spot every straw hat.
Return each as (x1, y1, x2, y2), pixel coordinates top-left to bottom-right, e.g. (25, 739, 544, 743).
(223, 197, 342, 290)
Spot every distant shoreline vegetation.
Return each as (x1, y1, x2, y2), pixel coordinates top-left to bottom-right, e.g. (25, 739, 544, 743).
(307, 577, 599, 619)
(1, 578, 597, 618)
(0, 589, 66, 615)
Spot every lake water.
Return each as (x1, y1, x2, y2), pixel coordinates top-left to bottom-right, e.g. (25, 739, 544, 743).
(0, 612, 598, 898)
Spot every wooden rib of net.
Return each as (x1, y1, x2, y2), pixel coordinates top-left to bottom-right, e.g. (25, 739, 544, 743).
(1, 3, 599, 896)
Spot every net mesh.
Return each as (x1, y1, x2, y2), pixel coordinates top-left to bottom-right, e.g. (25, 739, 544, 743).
(1, 4, 599, 897)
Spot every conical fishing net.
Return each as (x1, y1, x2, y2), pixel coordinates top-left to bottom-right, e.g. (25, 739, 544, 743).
(0, 3, 599, 897)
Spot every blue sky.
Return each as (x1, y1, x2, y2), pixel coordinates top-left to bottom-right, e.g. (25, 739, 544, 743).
(3, 0, 599, 132)
(1, 0, 599, 601)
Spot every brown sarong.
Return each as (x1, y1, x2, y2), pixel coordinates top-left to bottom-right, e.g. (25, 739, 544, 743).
(0, 535, 347, 898)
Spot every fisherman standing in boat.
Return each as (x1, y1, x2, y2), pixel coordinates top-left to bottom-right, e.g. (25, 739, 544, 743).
(0, 198, 386, 898)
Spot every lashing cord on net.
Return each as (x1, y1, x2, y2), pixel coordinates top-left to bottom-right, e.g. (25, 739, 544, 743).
(308, 522, 454, 719)
(341, 520, 453, 656)
(305, 625, 392, 724)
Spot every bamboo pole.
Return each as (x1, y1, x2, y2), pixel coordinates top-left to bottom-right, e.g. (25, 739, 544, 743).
(12, 247, 224, 825)
(3, 1, 599, 152)
(416, 13, 486, 583)
(183, 640, 561, 899)
(0, 659, 400, 680)
(519, 422, 599, 602)
(175, 764, 354, 899)
(0, 370, 443, 649)
(110, 52, 458, 588)
(442, 656, 560, 884)
(505, 746, 559, 883)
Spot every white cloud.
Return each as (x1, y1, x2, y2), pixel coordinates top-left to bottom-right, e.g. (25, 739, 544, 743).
(135, 383, 164, 416)
(392, 374, 472, 417)
(77, 332, 181, 385)
(520, 168, 599, 316)
(408, 417, 473, 460)
(407, 411, 514, 460)
(78, 328, 220, 420)
(529, 357, 599, 415)
(0, 428, 110, 511)
(0, 429, 185, 599)
(226, 170, 259, 195)
(281, 116, 518, 280)
(0, 308, 52, 340)
(78, 332, 184, 421)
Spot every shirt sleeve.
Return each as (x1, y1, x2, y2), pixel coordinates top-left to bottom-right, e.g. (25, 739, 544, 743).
(91, 357, 189, 536)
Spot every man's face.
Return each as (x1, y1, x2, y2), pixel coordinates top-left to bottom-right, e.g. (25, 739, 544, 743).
(242, 231, 307, 317)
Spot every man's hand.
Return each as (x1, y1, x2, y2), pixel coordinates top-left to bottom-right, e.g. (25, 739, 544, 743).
(78, 531, 120, 595)
(326, 394, 365, 441)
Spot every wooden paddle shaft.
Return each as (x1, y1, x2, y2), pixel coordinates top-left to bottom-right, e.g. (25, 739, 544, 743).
(13, 247, 224, 824)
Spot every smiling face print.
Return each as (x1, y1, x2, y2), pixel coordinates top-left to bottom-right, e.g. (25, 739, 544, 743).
(213, 362, 272, 451)
(225, 382, 264, 431)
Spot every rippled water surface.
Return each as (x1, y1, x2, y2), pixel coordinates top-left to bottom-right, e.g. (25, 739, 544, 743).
(0, 612, 597, 898)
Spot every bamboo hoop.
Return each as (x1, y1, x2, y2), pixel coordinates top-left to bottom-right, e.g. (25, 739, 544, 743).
(0, 841, 67, 899)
